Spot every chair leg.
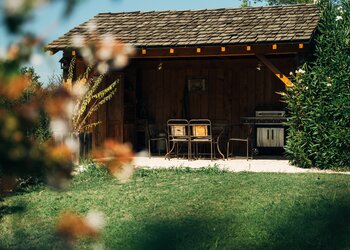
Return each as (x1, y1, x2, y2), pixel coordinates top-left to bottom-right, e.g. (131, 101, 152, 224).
(148, 140, 151, 159)
(165, 141, 176, 160)
(227, 141, 230, 160)
(246, 139, 249, 161)
(164, 139, 169, 160)
(210, 142, 213, 161)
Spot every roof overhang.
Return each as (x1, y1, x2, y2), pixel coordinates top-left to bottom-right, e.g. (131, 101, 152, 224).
(47, 41, 310, 58)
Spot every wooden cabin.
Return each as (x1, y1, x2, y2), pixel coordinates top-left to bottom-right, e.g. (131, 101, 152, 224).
(47, 4, 320, 154)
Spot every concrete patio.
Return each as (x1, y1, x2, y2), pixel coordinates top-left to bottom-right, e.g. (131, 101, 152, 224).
(134, 155, 350, 174)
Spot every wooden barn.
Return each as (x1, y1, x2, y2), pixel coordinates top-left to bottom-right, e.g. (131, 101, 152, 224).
(47, 4, 320, 156)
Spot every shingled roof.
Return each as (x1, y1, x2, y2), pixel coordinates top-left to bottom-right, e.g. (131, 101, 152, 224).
(47, 4, 320, 50)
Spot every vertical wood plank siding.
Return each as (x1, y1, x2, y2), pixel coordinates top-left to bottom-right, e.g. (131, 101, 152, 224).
(138, 57, 291, 119)
(83, 56, 296, 150)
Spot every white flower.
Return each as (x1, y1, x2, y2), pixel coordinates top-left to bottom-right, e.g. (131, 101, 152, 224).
(101, 34, 114, 45)
(305, 86, 309, 90)
(97, 62, 109, 74)
(336, 16, 343, 21)
(71, 34, 85, 47)
(296, 69, 305, 74)
(50, 118, 69, 139)
(113, 54, 128, 69)
(65, 137, 79, 153)
(30, 53, 43, 65)
(5, 0, 47, 14)
(313, 0, 319, 4)
(338, 6, 343, 13)
(72, 83, 88, 97)
(289, 71, 293, 76)
(326, 83, 332, 87)
(77, 165, 86, 173)
(97, 47, 113, 61)
(81, 47, 94, 65)
(123, 43, 136, 55)
(85, 210, 106, 231)
(4, 0, 25, 14)
(113, 164, 135, 183)
(86, 20, 98, 33)
(64, 100, 76, 118)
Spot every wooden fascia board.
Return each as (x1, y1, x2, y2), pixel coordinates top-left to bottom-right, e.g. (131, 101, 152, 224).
(256, 54, 293, 87)
(131, 43, 308, 58)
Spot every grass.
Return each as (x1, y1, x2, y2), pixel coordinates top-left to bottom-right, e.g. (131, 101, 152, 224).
(1, 166, 350, 249)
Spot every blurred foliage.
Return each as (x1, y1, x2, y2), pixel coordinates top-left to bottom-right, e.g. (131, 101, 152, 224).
(0, 0, 86, 193)
(0, 0, 133, 247)
(0, 0, 134, 197)
(1, 0, 82, 34)
(282, 0, 350, 169)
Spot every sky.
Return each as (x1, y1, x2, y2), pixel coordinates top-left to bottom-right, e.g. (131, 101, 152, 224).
(1, 0, 263, 83)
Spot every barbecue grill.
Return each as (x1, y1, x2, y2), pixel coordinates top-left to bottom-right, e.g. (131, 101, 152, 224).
(241, 111, 287, 155)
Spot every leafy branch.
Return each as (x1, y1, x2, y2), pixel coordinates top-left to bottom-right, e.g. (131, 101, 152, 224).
(67, 56, 118, 133)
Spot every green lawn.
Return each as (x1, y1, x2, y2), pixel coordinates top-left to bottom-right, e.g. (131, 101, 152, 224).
(1, 167, 350, 249)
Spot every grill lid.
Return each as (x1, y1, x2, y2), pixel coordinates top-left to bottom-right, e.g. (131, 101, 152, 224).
(255, 111, 285, 117)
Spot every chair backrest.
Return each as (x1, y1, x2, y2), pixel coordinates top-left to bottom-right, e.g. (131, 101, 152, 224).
(167, 119, 189, 140)
(189, 119, 212, 140)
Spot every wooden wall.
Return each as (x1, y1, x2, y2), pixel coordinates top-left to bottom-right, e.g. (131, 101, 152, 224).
(114, 56, 297, 149)
(77, 55, 297, 152)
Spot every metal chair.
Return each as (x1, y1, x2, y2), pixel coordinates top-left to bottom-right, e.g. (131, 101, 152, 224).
(165, 119, 190, 160)
(227, 137, 250, 161)
(147, 123, 168, 158)
(212, 123, 230, 160)
(189, 119, 213, 160)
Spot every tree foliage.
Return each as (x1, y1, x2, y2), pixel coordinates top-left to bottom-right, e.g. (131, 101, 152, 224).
(240, 0, 313, 7)
(282, 0, 350, 169)
(0, 0, 134, 191)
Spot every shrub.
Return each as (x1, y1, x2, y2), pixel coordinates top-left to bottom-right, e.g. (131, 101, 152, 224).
(282, 0, 350, 169)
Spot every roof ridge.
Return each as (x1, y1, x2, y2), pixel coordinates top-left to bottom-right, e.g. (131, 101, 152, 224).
(96, 3, 317, 15)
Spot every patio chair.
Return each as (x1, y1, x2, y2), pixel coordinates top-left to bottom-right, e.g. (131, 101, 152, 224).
(212, 122, 230, 160)
(226, 126, 250, 160)
(147, 123, 168, 158)
(165, 119, 190, 160)
(189, 119, 213, 160)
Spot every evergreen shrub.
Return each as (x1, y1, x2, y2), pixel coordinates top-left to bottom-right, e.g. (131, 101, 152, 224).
(283, 0, 350, 169)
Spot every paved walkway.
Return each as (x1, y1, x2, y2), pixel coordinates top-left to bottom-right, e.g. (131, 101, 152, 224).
(134, 156, 350, 174)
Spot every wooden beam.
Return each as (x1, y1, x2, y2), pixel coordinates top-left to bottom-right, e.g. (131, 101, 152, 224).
(256, 54, 293, 87)
(131, 43, 309, 59)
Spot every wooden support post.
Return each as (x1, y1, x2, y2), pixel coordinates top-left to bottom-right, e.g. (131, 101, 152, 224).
(256, 54, 293, 87)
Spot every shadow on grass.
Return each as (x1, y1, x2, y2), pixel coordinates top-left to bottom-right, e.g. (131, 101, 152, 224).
(261, 198, 350, 250)
(116, 217, 233, 250)
(115, 200, 350, 249)
(0, 203, 26, 219)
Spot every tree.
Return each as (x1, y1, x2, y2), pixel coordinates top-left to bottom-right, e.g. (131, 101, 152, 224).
(240, 0, 313, 7)
(282, 0, 350, 169)
(264, 0, 313, 5)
